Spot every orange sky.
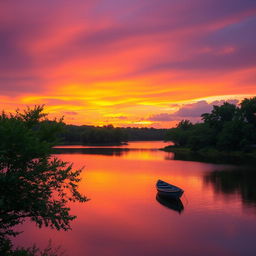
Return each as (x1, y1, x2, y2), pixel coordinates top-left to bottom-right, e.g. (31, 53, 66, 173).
(1, 1, 256, 128)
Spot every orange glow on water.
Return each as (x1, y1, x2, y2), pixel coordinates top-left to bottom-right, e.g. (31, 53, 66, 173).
(13, 141, 255, 256)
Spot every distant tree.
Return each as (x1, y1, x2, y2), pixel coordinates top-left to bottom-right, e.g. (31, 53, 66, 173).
(216, 120, 245, 150)
(216, 120, 255, 151)
(165, 120, 193, 146)
(188, 123, 216, 151)
(201, 102, 238, 128)
(177, 120, 193, 130)
(0, 106, 87, 253)
(240, 97, 256, 126)
(165, 98, 256, 152)
(61, 125, 165, 145)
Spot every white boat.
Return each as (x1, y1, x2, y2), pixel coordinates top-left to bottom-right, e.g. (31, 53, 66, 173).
(156, 180, 184, 199)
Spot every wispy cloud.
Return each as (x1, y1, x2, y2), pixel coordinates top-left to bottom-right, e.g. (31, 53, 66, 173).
(0, 0, 255, 127)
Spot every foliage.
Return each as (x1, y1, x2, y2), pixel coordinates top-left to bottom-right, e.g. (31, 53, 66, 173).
(81, 125, 127, 145)
(60, 125, 166, 145)
(240, 97, 256, 126)
(165, 126, 190, 147)
(165, 97, 256, 152)
(177, 120, 193, 130)
(201, 102, 239, 128)
(1, 239, 66, 256)
(122, 127, 166, 141)
(0, 106, 87, 254)
(187, 123, 216, 151)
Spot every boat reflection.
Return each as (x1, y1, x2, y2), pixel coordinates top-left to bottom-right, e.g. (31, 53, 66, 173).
(156, 193, 184, 214)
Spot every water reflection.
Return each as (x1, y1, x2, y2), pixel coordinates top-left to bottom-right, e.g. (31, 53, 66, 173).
(55, 141, 169, 149)
(54, 147, 130, 156)
(53, 141, 167, 157)
(53, 147, 164, 160)
(11, 142, 256, 256)
(204, 168, 256, 209)
(166, 150, 255, 164)
(156, 193, 184, 214)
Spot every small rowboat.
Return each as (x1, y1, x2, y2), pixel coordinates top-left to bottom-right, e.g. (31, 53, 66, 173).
(156, 180, 184, 199)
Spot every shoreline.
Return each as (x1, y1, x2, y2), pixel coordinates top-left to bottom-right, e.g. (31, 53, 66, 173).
(161, 145, 256, 165)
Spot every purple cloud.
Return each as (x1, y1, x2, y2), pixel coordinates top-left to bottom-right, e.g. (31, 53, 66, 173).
(148, 113, 177, 122)
(63, 111, 78, 115)
(148, 99, 239, 121)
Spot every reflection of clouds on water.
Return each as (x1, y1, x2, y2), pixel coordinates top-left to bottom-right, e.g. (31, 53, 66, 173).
(204, 168, 256, 212)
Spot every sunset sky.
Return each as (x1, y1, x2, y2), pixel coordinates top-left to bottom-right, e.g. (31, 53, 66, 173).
(1, 0, 256, 128)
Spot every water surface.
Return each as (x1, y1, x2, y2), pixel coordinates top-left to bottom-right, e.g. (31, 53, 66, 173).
(14, 141, 256, 256)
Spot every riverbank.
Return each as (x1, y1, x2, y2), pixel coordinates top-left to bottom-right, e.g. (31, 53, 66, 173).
(161, 145, 256, 164)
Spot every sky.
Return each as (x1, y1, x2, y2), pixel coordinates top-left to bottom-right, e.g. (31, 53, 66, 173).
(0, 0, 256, 128)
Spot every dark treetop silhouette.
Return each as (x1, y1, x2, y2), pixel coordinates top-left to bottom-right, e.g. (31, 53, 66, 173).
(0, 106, 87, 254)
(164, 97, 256, 162)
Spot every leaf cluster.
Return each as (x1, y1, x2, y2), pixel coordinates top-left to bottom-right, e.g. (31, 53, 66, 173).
(165, 97, 256, 151)
(0, 106, 87, 251)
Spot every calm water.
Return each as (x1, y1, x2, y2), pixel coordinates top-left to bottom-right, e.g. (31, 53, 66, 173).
(14, 141, 256, 256)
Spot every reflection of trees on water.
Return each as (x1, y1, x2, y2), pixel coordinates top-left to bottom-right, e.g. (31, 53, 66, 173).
(165, 151, 253, 165)
(204, 168, 256, 209)
(54, 148, 158, 157)
(54, 147, 130, 156)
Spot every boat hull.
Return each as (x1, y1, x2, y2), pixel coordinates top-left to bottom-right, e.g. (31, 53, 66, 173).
(156, 180, 184, 199)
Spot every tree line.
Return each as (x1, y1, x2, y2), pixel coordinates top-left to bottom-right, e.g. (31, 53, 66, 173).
(165, 97, 256, 152)
(60, 125, 166, 145)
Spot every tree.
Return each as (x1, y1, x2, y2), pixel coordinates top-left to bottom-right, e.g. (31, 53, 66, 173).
(187, 123, 216, 151)
(216, 120, 255, 151)
(165, 98, 256, 153)
(201, 102, 238, 128)
(240, 97, 256, 126)
(165, 120, 193, 146)
(177, 120, 193, 130)
(0, 106, 87, 253)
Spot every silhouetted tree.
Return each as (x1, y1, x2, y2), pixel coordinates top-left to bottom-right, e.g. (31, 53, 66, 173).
(165, 98, 256, 152)
(201, 102, 238, 128)
(177, 120, 193, 130)
(240, 97, 256, 126)
(0, 106, 87, 254)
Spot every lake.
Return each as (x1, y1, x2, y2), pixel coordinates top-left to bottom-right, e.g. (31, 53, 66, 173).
(14, 141, 256, 256)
